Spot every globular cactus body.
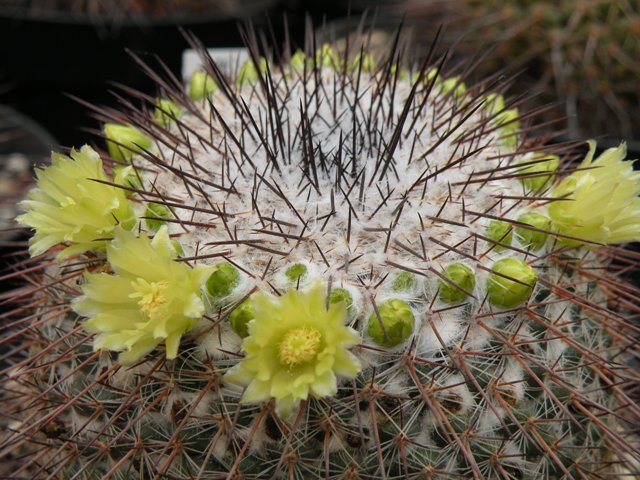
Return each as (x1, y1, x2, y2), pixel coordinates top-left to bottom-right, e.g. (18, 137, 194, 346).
(2, 22, 640, 480)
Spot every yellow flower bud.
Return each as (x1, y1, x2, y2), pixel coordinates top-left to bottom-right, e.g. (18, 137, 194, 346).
(484, 93, 520, 148)
(153, 98, 182, 126)
(315, 44, 342, 70)
(188, 71, 217, 100)
(439, 76, 467, 100)
(236, 57, 269, 86)
(329, 287, 353, 310)
(350, 52, 375, 73)
(104, 123, 153, 163)
(290, 50, 307, 73)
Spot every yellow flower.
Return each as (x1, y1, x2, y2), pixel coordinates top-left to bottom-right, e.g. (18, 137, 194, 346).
(73, 226, 211, 364)
(225, 283, 362, 417)
(548, 141, 640, 246)
(17, 146, 135, 260)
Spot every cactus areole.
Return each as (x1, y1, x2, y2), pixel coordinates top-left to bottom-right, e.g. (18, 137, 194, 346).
(4, 22, 640, 480)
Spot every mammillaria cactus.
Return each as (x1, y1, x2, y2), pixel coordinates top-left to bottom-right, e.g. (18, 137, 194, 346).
(2, 22, 640, 479)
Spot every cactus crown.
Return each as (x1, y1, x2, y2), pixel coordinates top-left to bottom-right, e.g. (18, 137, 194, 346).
(2, 20, 640, 480)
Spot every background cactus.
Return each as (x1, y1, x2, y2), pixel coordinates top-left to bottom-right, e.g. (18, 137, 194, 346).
(400, 0, 640, 141)
(1, 20, 640, 480)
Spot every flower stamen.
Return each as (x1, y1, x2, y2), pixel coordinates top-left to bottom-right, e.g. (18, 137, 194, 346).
(278, 326, 321, 367)
(130, 279, 170, 320)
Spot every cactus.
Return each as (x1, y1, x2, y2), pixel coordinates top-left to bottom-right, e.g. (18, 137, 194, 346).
(2, 22, 640, 480)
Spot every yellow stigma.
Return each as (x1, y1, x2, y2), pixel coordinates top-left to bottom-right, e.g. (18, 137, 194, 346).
(278, 327, 322, 367)
(130, 279, 170, 320)
(60, 196, 76, 208)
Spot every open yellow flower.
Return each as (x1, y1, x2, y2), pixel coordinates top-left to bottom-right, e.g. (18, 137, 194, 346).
(548, 141, 640, 246)
(225, 283, 362, 417)
(73, 226, 211, 364)
(17, 145, 135, 259)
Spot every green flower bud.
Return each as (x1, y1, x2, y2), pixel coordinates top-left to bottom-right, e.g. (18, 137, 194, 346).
(145, 203, 171, 233)
(104, 123, 153, 163)
(329, 287, 353, 309)
(154, 98, 182, 126)
(487, 258, 538, 308)
(367, 299, 415, 347)
(497, 115, 520, 148)
(285, 263, 308, 283)
(392, 271, 417, 291)
(188, 71, 217, 100)
(236, 57, 268, 86)
(438, 263, 475, 304)
(496, 107, 519, 129)
(516, 212, 551, 251)
(518, 153, 560, 191)
(229, 299, 254, 338)
(485, 220, 513, 251)
(206, 262, 240, 299)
